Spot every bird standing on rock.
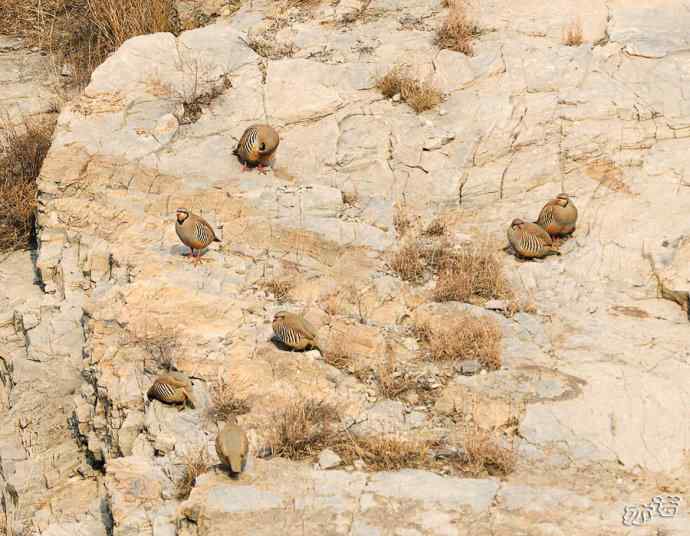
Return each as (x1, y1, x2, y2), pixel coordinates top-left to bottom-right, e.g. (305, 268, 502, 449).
(175, 208, 221, 265)
(216, 419, 249, 475)
(536, 193, 578, 238)
(272, 311, 322, 353)
(147, 372, 197, 410)
(507, 218, 561, 259)
(233, 124, 280, 174)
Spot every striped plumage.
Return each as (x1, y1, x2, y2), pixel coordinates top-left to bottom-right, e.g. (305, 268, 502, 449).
(233, 124, 279, 173)
(215, 420, 249, 474)
(175, 208, 221, 265)
(272, 311, 321, 352)
(536, 193, 578, 237)
(507, 218, 561, 259)
(147, 372, 197, 409)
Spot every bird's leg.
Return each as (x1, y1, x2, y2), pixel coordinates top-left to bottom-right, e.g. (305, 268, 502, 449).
(256, 163, 269, 175)
(240, 163, 249, 172)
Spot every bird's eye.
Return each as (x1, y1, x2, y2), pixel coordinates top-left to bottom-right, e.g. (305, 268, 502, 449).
(259, 143, 266, 151)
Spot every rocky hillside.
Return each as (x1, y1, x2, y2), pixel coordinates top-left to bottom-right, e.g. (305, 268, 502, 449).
(2, 0, 690, 534)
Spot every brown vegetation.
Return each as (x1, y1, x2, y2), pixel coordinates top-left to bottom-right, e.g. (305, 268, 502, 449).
(208, 378, 251, 422)
(0, 0, 178, 87)
(390, 241, 427, 283)
(261, 277, 294, 304)
(376, 67, 442, 113)
(246, 33, 297, 59)
(415, 313, 502, 370)
(433, 240, 513, 303)
(423, 219, 447, 237)
(336, 435, 432, 471)
(461, 425, 516, 476)
(563, 18, 583, 46)
(0, 118, 56, 252)
(176, 447, 209, 499)
(126, 325, 180, 371)
(269, 399, 340, 461)
(436, 0, 480, 56)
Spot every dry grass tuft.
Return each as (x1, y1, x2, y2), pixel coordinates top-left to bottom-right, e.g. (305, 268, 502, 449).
(376, 67, 442, 113)
(393, 205, 412, 237)
(390, 241, 427, 283)
(208, 378, 251, 422)
(335, 435, 432, 471)
(269, 399, 340, 461)
(415, 313, 502, 370)
(436, 0, 481, 56)
(246, 33, 297, 59)
(127, 326, 180, 371)
(1, 0, 178, 87)
(563, 18, 583, 46)
(261, 277, 294, 304)
(373, 347, 415, 399)
(0, 117, 56, 252)
(423, 219, 447, 237)
(176, 447, 209, 499)
(433, 240, 513, 303)
(461, 426, 516, 476)
(323, 333, 355, 370)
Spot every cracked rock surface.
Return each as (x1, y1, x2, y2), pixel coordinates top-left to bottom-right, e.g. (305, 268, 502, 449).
(2, 0, 690, 534)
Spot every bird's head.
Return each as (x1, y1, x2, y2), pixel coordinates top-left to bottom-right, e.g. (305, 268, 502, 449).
(176, 208, 190, 223)
(510, 218, 525, 230)
(273, 311, 288, 322)
(555, 193, 571, 207)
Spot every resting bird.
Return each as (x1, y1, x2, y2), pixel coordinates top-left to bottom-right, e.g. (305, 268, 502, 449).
(215, 419, 249, 475)
(536, 193, 578, 237)
(175, 208, 221, 265)
(507, 218, 561, 259)
(233, 124, 280, 174)
(147, 372, 197, 410)
(272, 311, 321, 352)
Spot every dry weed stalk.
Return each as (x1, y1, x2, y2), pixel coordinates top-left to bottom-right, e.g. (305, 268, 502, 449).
(376, 67, 442, 113)
(176, 447, 209, 499)
(261, 277, 295, 304)
(416, 314, 502, 370)
(269, 399, 340, 460)
(433, 240, 513, 303)
(436, 0, 481, 56)
(1, 0, 177, 87)
(390, 241, 427, 283)
(563, 18, 583, 46)
(0, 117, 56, 252)
(208, 377, 251, 421)
(461, 425, 516, 476)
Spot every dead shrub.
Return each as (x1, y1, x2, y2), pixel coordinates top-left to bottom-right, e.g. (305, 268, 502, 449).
(335, 435, 432, 471)
(269, 399, 340, 461)
(433, 240, 513, 303)
(423, 219, 446, 237)
(390, 241, 427, 283)
(247, 33, 296, 59)
(563, 18, 583, 46)
(435, 0, 481, 56)
(416, 313, 502, 370)
(376, 67, 442, 113)
(323, 334, 355, 370)
(0, 117, 56, 252)
(208, 378, 251, 422)
(461, 426, 516, 476)
(0, 0, 178, 87)
(176, 447, 209, 499)
(261, 277, 294, 304)
(374, 348, 415, 399)
(393, 205, 412, 237)
(125, 324, 180, 371)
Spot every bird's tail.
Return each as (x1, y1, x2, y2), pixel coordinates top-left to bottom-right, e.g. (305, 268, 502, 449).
(232, 147, 239, 156)
(184, 389, 197, 409)
(545, 249, 561, 257)
(213, 237, 221, 243)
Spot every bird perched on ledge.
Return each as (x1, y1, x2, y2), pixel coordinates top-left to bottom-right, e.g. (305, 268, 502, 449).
(233, 124, 280, 174)
(147, 372, 197, 410)
(175, 208, 221, 265)
(272, 311, 321, 353)
(215, 418, 249, 475)
(507, 218, 561, 259)
(535, 193, 578, 238)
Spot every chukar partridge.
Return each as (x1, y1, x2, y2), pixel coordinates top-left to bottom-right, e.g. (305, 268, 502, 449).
(507, 218, 561, 259)
(175, 208, 221, 265)
(536, 193, 578, 237)
(147, 372, 197, 410)
(272, 311, 321, 352)
(233, 124, 280, 174)
(215, 419, 249, 474)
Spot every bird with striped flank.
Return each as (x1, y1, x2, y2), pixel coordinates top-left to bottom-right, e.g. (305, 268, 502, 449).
(536, 193, 578, 238)
(272, 311, 322, 353)
(233, 124, 280, 174)
(507, 218, 561, 259)
(175, 208, 221, 265)
(147, 372, 197, 410)
(215, 418, 249, 475)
